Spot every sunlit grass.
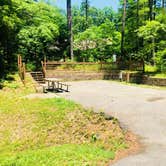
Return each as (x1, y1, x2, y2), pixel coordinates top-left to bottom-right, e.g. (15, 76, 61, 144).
(150, 73, 166, 78)
(0, 144, 115, 166)
(56, 63, 117, 71)
(0, 74, 128, 165)
(145, 65, 158, 73)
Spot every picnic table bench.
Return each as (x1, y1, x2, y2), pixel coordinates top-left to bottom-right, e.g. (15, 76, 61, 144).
(43, 78, 70, 93)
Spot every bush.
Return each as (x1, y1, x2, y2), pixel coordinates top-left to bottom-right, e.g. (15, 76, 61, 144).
(145, 65, 158, 72)
(161, 60, 166, 73)
(156, 49, 166, 73)
(26, 63, 36, 71)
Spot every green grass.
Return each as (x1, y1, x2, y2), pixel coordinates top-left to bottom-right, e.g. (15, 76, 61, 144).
(56, 64, 117, 71)
(144, 65, 166, 78)
(0, 74, 128, 165)
(111, 79, 166, 90)
(149, 73, 166, 78)
(145, 65, 158, 73)
(0, 144, 115, 166)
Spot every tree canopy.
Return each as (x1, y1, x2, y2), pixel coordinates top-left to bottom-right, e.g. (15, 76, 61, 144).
(0, 0, 166, 77)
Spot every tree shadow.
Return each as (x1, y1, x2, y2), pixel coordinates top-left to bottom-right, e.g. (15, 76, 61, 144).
(5, 75, 15, 81)
(0, 83, 3, 89)
(0, 75, 15, 89)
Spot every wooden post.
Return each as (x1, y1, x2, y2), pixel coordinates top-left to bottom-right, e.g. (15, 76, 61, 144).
(83, 62, 85, 71)
(18, 55, 21, 70)
(44, 56, 46, 68)
(23, 63, 26, 85)
(18, 55, 20, 68)
(41, 60, 46, 78)
(17, 55, 26, 85)
(126, 72, 130, 83)
(18, 55, 21, 76)
(20, 56, 22, 67)
(100, 61, 103, 70)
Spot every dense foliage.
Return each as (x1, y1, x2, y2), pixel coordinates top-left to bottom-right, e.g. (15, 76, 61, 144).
(0, 0, 67, 76)
(119, 0, 166, 71)
(0, 0, 166, 77)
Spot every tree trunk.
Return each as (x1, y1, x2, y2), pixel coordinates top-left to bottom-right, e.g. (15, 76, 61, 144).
(136, 0, 139, 52)
(67, 0, 74, 61)
(121, 0, 127, 57)
(152, 37, 156, 66)
(153, 0, 156, 20)
(162, 0, 165, 8)
(85, 0, 89, 60)
(85, 0, 88, 28)
(148, 0, 153, 20)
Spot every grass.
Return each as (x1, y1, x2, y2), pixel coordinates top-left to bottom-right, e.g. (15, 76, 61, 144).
(145, 65, 166, 78)
(55, 63, 118, 71)
(0, 144, 115, 166)
(111, 79, 166, 90)
(149, 73, 166, 78)
(0, 74, 128, 165)
(145, 65, 158, 73)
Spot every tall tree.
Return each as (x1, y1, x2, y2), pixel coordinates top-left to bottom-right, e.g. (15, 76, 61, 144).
(162, 0, 165, 8)
(121, 0, 127, 57)
(136, 0, 140, 51)
(80, 0, 90, 29)
(67, 0, 74, 61)
(149, 0, 153, 20)
(85, 0, 89, 28)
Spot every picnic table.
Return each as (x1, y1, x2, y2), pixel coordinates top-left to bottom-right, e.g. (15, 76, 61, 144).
(43, 78, 69, 92)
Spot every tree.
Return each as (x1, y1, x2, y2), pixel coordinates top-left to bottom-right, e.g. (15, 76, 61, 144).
(149, 0, 153, 20)
(121, 0, 127, 57)
(0, 0, 22, 76)
(138, 20, 166, 65)
(67, 0, 74, 61)
(81, 0, 90, 29)
(162, 0, 165, 8)
(0, 0, 67, 76)
(74, 20, 121, 62)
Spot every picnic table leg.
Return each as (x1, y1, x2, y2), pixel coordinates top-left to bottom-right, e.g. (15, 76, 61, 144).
(53, 82, 56, 92)
(60, 83, 62, 90)
(57, 81, 59, 91)
(66, 85, 69, 92)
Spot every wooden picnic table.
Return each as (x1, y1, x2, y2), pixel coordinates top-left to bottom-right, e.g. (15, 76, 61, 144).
(43, 78, 69, 92)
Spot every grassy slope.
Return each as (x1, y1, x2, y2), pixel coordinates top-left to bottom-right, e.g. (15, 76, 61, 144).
(0, 74, 128, 166)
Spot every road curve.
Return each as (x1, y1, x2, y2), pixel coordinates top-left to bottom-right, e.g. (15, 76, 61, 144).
(60, 80, 166, 166)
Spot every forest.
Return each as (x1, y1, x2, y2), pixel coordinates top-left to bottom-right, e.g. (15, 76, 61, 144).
(0, 0, 166, 78)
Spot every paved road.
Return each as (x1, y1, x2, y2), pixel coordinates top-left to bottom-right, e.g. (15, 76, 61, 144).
(60, 80, 166, 166)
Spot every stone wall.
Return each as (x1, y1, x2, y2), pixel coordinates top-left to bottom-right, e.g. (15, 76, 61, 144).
(46, 70, 121, 81)
(46, 70, 166, 86)
(142, 76, 166, 86)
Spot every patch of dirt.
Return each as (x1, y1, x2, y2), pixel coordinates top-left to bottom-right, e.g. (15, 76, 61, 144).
(45, 110, 125, 150)
(108, 131, 142, 165)
(45, 109, 142, 165)
(147, 97, 165, 102)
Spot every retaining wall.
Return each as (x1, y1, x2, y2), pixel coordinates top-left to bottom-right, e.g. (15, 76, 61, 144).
(46, 70, 166, 86)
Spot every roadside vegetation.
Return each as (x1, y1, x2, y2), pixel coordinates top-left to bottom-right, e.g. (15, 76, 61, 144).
(0, 74, 130, 165)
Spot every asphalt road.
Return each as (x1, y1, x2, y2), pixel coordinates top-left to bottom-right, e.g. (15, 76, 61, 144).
(60, 80, 166, 166)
